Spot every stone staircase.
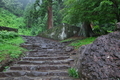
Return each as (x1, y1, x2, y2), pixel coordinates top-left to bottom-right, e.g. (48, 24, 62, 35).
(0, 36, 79, 80)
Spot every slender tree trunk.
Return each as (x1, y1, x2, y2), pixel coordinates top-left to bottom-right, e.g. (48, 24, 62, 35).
(79, 22, 94, 37)
(47, 1, 53, 29)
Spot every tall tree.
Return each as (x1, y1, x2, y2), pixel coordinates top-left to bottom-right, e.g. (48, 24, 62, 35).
(47, 0, 53, 29)
(33, 0, 63, 29)
(63, 0, 120, 37)
(46, 0, 63, 28)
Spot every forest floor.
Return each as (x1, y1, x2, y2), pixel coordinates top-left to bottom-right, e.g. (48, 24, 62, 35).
(0, 36, 81, 80)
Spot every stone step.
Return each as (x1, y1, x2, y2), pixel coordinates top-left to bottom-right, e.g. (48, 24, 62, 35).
(27, 53, 69, 57)
(9, 65, 70, 71)
(0, 71, 26, 77)
(0, 71, 69, 77)
(17, 59, 73, 65)
(0, 36, 76, 80)
(0, 76, 76, 80)
(29, 48, 65, 54)
(22, 56, 70, 61)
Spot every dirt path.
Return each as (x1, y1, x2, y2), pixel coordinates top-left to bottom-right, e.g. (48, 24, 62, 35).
(0, 36, 78, 80)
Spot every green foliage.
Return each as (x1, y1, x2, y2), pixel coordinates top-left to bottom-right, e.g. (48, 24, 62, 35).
(0, 43, 24, 60)
(0, 0, 64, 36)
(63, 0, 120, 23)
(68, 68, 79, 78)
(69, 37, 96, 49)
(0, 31, 18, 39)
(92, 21, 116, 35)
(62, 0, 120, 35)
(0, 8, 25, 29)
(0, 31, 25, 63)
(0, 8, 33, 35)
(23, 2, 46, 35)
(23, 0, 64, 35)
(18, 28, 32, 36)
(3, 66, 9, 72)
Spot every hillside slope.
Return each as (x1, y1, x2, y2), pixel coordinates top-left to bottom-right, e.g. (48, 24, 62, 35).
(0, 8, 25, 29)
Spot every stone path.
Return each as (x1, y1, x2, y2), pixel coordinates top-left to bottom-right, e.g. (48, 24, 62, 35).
(0, 36, 78, 80)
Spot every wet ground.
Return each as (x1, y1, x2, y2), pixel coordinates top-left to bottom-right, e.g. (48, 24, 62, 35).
(0, 36, 79, 80)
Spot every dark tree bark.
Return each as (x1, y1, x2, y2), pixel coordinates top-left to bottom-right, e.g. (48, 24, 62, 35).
(47, 0, 53, 29)
(79, 22, 94, 37)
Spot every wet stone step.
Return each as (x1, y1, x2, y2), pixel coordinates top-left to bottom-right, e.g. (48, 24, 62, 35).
(27, 71, 69, 77)
(28, 51, 67, 55)
(47, 77, 74, 80)
(3, 77, 34, 80)
(29, 49, 65, 52)
(0, 77, 75, 80)
(10, 65, 70, 71)
(0, 71, 26, 77)
(22, 56, 70, 61)
(28, 53, 69, 57)
(0, 36, 75, 80)
(17, 60, 72, 65)
(0, 71, 69, 77)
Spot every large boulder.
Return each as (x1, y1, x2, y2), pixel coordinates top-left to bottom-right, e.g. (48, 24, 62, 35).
(74, 31, 120, 80)
(38, 24, 80, 40)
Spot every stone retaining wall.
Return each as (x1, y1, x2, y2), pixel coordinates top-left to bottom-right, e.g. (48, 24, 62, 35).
(75, 31, 120, 80)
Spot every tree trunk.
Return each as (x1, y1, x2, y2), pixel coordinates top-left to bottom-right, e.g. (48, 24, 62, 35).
(47, 3, 53, 29)
(79, 22, 94, 37)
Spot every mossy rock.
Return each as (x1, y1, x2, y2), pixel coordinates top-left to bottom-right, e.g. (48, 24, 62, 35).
(38, 24, 80, 40)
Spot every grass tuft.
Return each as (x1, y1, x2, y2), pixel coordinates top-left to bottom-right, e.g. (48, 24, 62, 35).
(68, 68, 79, 78)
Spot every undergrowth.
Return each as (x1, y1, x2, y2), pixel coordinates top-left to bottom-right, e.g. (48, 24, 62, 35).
(0, 8, 44, 36)
(0, 31, 25, 63)
(0, 8, 32, 36)
(0, 8, 25, 29)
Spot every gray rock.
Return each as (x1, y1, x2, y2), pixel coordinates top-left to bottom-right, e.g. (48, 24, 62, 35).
(65, 46, 74, 52)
